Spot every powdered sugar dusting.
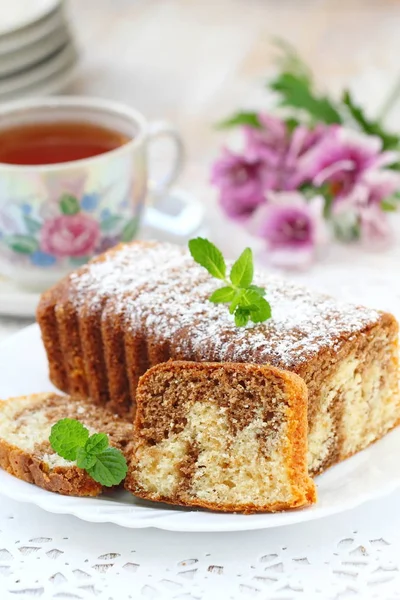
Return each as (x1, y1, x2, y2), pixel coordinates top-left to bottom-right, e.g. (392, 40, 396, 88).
(69, 242, 382, 368)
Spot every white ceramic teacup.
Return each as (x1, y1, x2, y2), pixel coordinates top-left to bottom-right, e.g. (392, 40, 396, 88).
(0, 96, 199, 290)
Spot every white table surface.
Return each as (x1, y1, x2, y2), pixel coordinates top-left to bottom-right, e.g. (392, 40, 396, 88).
(3, 0, 400, 598)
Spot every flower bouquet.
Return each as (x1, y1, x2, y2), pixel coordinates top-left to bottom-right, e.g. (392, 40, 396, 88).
(212, 41, 400, 269)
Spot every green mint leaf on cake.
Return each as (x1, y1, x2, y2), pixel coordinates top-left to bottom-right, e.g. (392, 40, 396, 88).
(229, 247, 254, 288)
(234, 306, 251, 327)
(188, 238, 272, 327)
(86, 447, 128, 487)
(188, 237, 226, 279)
(248, 284, 266, 296)
(49, 418, 127, 487)
(209, 286, 236, 303)
(49, 418, 89, 461)
(76, 447, 97, 471)
(85, 433, 109, 455)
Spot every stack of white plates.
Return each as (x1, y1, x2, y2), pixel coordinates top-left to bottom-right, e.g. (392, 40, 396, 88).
(0, 0, 78, 102)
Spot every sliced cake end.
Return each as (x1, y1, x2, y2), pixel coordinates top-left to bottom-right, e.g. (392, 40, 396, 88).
(0, 392, 133, 496)
(126, 361, 316, 513)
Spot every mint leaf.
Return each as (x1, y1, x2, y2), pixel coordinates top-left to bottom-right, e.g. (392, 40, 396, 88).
(209, 286, 236, 303)
(217, 112, 261, 129)
(248, 297, 272, 323)
(230, 247, 254, 288)
(85, 433, 109, 455)
(87, 447, 128, 487)
(49, 419, 89, 461)
(76, 447, 97, 470)
(248, 284, 266, 296)
(234, 307, 250, 327)
(229, 289, 244, 314)
(342, 89, 400, 151)
(60, 194, 80, 215)
(189, 237, 226, 280)
(240, 289, 272, 323)
(270, 72, 342, 125)
(188, 238, 272, 327)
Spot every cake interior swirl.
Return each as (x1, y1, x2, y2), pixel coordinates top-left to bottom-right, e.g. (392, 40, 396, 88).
(37, 241, 400, 477)
(126, 361, 316, 513)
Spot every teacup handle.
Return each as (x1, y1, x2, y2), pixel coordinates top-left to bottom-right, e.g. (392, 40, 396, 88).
(147, 120, 185, 196)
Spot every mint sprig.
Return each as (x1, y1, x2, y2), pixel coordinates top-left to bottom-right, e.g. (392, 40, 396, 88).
(49, 418, 127, 487)
(189, 238, 272, 327)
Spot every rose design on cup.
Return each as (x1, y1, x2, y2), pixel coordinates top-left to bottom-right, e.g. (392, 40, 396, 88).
(40, 213, 100, 258)
(1, 189, 140, 268)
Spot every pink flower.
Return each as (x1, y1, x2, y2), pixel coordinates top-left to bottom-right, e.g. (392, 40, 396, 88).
(253, 191, 327, 269)
(331, 168, 400, 248)
(40, 214, 100, 258)
(245, 114, 288, 167)
(211, 149, 269, 220)
(302, 127, 395, 198)
(285, 124, 329, 188)
(246, 116, 329, 190)
(344, 168, 400, 209)
(359, 205, 393, 250)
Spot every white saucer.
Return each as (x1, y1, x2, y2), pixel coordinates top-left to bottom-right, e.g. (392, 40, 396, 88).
(1, 59, 77, 102)
(0, 41, 77, 97)
(0, 24, 71, 78)
(0, 0, 61, 37)
(0, 2, 64, 55)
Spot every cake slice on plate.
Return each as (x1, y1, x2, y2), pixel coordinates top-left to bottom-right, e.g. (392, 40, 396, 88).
(0, 392, 133, 496)
(125, 361, 317, 513)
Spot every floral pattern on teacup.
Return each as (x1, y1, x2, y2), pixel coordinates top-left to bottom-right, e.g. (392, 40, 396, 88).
(0, 181, 140, 269)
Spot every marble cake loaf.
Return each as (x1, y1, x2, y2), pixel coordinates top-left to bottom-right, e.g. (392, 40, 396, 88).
(37, 241, 400, 475)
(126, 361, 316, 513)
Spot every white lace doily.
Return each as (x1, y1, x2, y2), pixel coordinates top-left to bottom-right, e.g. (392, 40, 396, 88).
(1, 490, 400, 600)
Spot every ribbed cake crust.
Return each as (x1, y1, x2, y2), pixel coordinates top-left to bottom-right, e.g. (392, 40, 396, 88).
(37, 241, 400, 475)
(0, 393, 133, 496)
(126, 361, 316, 513)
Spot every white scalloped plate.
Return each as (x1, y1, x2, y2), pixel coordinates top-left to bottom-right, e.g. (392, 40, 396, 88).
(1, 324, 400, 532)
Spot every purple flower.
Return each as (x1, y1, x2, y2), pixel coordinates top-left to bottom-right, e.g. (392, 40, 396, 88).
(211, 149, 269, 220)
(343, 168, 400, 209)
(246, 115, 330, 190)
(253, 191, 327, 269)
(302, 127, 396, 198)
(245, 114, 288, 167)
(331, 168, 400, 248)
(285, 124, 330, 189)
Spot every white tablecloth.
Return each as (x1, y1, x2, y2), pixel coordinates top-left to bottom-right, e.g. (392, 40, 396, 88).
(1, 491, 400, 599)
